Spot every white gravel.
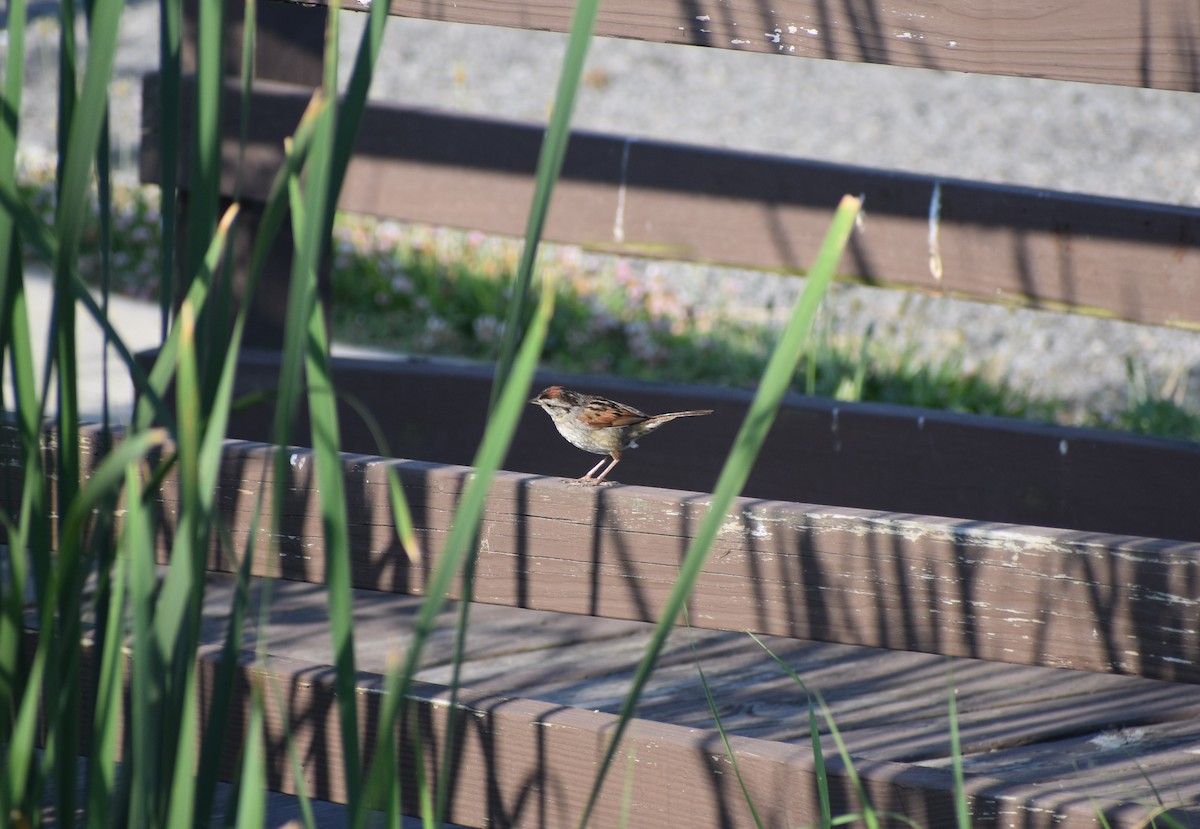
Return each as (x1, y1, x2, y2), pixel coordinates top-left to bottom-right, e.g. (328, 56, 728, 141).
(12, 3, 1200, 421)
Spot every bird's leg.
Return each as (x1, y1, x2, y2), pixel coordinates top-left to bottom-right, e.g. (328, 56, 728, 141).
(593, 453, 621, 481)
(576, 453, 620, 486)
(581, 456, 610, 480)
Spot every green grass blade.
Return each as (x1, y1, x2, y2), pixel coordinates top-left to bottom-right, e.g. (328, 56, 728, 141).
(234, 0, 257, 202)
(84, 482, 132, 829)
(0, 16, 45, 715)
(267, 10, 369, 816)
(327, 0, 389, 236)
(190, 209, 266, 829)
(234, 678, 268, 829)
(490, 0, 599, 408)
(161, 299, 204, 827)
(432, 559, 476, 827)
(157, 0, 183, 336)
(687, 622, 764, 829)
(748, 630, 878, 829)
(193, 503, 261, 829)
(0, 0, 26, 371)
(53, 0, 124, 270)
(79, 0, 116, 428)
(128, 450, 163, 826)
(303, 269, 365, 817)
(45, 15, 128, 814)
(181, 0, 223, 286)
(947, 667, 970, 829)
(56, 0, 79, 176)
(267, 667, 320, 829)
(0, 287, 43, 762)
(321, 388, 423, 563)
(809, 696, 834, 828)
(363, 276, 558, 818)
(576, 195, 862, 829)
(1, 603, 50, 825)
(134, 202, 240, 433)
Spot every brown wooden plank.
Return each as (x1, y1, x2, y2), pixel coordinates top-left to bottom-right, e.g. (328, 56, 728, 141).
(40, 567, 1200, 828)
(214, 573, 1200, 819)
(184, 0, 327, 83)
(206, 354, 1200, 543)
(130, 420, 1200, 683)
(140, 75, 1200, 328)
(6, 414, 1200, 688)
(7, 417, 1200, 683)
(291, 0, 1200, 93)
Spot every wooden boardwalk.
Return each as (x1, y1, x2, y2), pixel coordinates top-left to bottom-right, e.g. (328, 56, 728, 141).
(179, 570, 1200, 827)
(8, 409, 1200, 827)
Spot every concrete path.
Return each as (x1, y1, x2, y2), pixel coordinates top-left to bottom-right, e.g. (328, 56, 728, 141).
(6, 263, 399, 425)
(6, 263, 165, 425)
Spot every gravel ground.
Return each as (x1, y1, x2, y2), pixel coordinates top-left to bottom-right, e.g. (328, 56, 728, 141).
(12, 2, 1200, 420)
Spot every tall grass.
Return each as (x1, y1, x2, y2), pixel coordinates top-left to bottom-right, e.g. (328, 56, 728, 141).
(0, 3, 862, 829)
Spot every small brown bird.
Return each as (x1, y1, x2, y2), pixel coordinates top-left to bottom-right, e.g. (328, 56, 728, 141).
(529, 385, 713, 483)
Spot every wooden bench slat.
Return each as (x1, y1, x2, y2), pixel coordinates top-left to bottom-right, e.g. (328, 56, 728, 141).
(9, 409, 1198, 688)
(202, 354, 1200, 543)
(108, 424, 1196, 684)
(299, 0, 1200, 93)
(141, 74, 1200, 328)
(39, 569, 1200, 828)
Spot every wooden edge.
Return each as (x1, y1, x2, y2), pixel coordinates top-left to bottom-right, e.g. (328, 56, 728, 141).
(2, 404, 1200, 684)
(280, 0, 1200, 93)
(210, 352, 1200, 543)
(46, 626, 1192, 829)
(95, 396, 1193, 686)
(198, 446, 1200, 682)
(139, 74, 1200, 328)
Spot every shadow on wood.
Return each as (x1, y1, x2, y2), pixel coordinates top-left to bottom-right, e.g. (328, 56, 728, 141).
(184, 350, 1200, 544)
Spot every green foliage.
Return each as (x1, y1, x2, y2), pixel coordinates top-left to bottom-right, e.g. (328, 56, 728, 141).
(14, 160, 1199, 442)
(326, 215, 1100, 428)
(1094, 359, 1200, 441)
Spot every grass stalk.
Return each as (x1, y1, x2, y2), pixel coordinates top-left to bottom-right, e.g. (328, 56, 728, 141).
(489, 0, 600, 408)
(577, 194, 862, 829)
(362, 276, 557, 820)
(0, 0, 33, 747)
(948, 667, 971, 829)
(157, 0, 182, 337)
(688, 625, 765, 829)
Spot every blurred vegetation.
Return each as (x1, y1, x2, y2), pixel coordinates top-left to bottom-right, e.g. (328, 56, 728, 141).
(20, 157, 1199, 442)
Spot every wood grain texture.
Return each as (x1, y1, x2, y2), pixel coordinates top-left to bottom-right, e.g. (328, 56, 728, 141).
(206, 353, 1200, 543)
(124, 425, 1200, 684)
(287, 0, 1200, 92)
(10, 418, 1200, 827)
(141, 75, 1200, 328)
(34, 572, 1200, 828)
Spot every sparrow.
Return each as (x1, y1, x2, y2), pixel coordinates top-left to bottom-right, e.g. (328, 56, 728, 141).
(529, 385, 713, 483)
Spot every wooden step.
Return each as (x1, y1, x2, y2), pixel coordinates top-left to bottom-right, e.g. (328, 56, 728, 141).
(41, 570, 1200, 828)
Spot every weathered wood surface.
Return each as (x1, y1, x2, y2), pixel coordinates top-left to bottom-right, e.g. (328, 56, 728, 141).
(38, 571, 1200, 828)
(112, 424, 1196, 684)
(141, 74, 1200, 329)
(297, 0, 1200, 93)
(210, 352, 1200, 543)
(3, 416, 1199, 684)
(8, 417, 1200, 826)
